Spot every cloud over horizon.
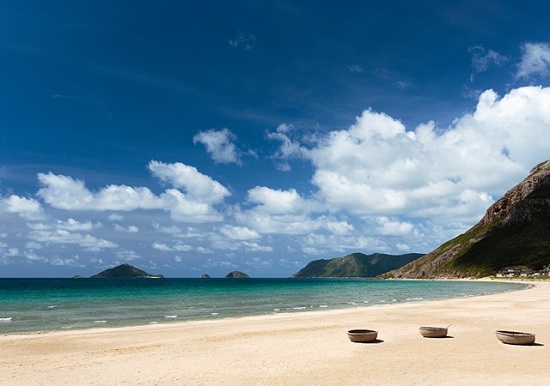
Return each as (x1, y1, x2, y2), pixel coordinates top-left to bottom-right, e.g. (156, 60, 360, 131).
(2, 85, 549, 276)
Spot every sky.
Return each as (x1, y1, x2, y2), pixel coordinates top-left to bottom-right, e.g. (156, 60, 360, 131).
(1, 1, 550, 278)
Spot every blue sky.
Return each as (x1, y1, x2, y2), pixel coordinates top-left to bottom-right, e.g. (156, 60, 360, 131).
(1, 1, 550, 277)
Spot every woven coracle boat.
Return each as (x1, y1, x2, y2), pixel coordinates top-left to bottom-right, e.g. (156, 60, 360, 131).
(419, 326, 448, 338)
(495, 330, 535, 345)
(347, 329, 378, 343)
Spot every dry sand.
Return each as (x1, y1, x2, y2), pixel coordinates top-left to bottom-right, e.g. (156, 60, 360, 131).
(1, 280, 548, 385)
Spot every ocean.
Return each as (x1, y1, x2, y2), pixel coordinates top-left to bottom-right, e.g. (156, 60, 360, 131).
(0, 278, 525, 334)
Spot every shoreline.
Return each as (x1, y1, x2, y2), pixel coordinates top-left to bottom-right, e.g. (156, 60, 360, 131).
(0, 278, 527, 336)
(2, 280, 549, 385)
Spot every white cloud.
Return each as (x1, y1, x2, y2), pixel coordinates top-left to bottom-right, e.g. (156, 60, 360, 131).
(56, 218, 99, 231)
(193, 128, 240, 164)
(242, 241, 273, 252)
(267, 124, 308, 171)
(37, 161, 230, 223)
(173, 243, 193, 252)
(235, 210, 321, 235)
(28, 229, 118, 251)
(148, 160, 230, 203)
(95, 185, 162, 210)
(158, 188, 224, 222)
(373, 216, 414, 236)
(2, 85, 549, 276)
(308, 87, 550, 223)
(220, 225, 261, 240)
(469, 45, 507, 76)
(50, 255, 83, 267)
(196, 246, 214, 254)
(152, 242, 172, 251)
(114, 224, 139, 233)
(37, 173, 162, 211)
(153, 240, 192, 252)
(0, 195, 43, 219)
(247, 186, 312, 215)
(516, 42, 550, 80)
(116, 249, 141, 261)
(324, 220, 354, 235)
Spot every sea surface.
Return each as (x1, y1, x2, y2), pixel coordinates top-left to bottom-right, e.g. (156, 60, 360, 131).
(0, 278, 525, 334)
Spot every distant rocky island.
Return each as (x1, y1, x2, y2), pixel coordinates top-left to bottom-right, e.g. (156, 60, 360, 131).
(90, 264, 164, 278)
(225, 271, 250, 278)
(292, 252, 423, 278)
(382, 159, 550, 279)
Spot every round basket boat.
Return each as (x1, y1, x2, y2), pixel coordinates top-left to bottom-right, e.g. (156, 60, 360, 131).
(419, 326, 448, 338)
(347, 329, 378, 343)
(495, 330, 535, 345)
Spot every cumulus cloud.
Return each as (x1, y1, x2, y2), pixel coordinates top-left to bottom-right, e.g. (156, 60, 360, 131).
(193, 128, 240, 164)
(36, 161, 230, 223)
(0, 195, 43, 219)
(308, 86, 550, 223)
(220, 225, 261, 240)
(236, 186, 328, 235)
(37, 173, 161, 211)
(373, 217, 414, 236)
(516, 42, 550, 80)
(235, 210, 322, 235)
(247, 186, 312, 215)
(148, 160, 231, 203)
(2, 85, 549, 276)
(324, 219, 354, 235)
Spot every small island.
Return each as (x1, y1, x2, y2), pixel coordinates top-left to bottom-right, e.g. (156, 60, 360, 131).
(225, 271, 249, 278)
(90, 264, 164, 278)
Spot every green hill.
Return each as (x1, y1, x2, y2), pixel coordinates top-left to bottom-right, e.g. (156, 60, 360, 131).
(91, 264, 164, 278)
(225, 271, 250, 278)
(291, 252, 423, 278)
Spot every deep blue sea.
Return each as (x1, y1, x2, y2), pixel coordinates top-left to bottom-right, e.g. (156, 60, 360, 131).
(0, 278, 525, 334)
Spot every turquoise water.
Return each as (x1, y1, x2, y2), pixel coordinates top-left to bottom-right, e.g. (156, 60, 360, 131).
(0, 278, 525, 334)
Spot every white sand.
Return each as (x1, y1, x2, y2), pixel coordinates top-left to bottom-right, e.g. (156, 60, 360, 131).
(1, 280, 548, 385)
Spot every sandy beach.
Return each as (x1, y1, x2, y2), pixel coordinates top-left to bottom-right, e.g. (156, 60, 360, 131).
(1, 280, 548, 385)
